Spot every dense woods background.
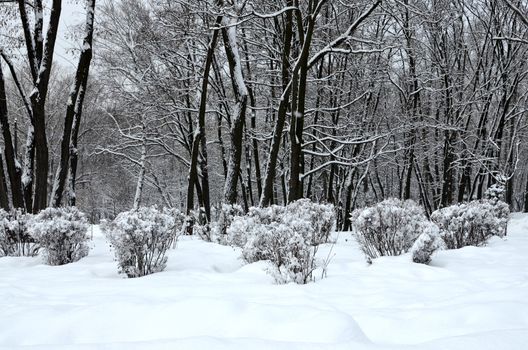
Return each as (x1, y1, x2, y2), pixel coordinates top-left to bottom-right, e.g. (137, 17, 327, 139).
(1, 0, 528, 228)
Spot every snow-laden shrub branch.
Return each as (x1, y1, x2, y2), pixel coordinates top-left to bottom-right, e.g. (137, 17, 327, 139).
(431, 199, 509, 249)
(411, 223, 445, 264)
(103, 207, 180, 278)
(0, 209, 38, 257)
(351, 198, 429, 262)
(29, 207, 90, 265)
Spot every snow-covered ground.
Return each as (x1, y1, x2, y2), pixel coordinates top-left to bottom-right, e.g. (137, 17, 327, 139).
(1, 215, 528, 350)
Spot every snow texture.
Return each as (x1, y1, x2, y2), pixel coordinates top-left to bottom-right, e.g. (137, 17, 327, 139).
(1, 214, 528, 349)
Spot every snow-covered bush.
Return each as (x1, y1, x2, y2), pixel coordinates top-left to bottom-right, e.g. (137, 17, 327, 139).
(0, 209, 38, 257)
(103, 206, 179, 278)
(29, 207, 89, 265)
(226, 200, 334, 247)
(351, 198, 429, 261)
(241, 222, 318, 284)
(281, 199, 336, 244)
(431, 199, 509, 249)
(228, 200, 333, 284)
(226, 205, 285, 247)
(411, 223, 445, 264)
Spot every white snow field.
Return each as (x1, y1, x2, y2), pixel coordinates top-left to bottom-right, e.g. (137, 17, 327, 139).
(1, 215, 528, 350)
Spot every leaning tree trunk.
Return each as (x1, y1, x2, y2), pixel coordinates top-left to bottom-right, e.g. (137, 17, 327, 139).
(0, 61, 25, 209)
(186, 14, 222, 219)
(68, 76, 89, 207)
(51, 0, 95, 207)
(222, 18, 248, 204)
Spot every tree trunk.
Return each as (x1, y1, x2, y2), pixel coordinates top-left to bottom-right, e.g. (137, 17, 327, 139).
(259, 1, 294, 207)
(51, 0, 95, 207)
(186, 15, 222, 219)
(68, 77, 89, 207)
(133, 133, 147, 210)
(288, 7, 317, 203)
(0, 155, 10, 210)
(0, 61, 25, 209)
(222, 21, 248, 204)
(28, 0, 62, 212)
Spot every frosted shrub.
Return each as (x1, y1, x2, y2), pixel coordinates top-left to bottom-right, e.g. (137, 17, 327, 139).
(242, 222, 318, 284)
(227, 200, 334, 284)
(226, 212, 259, 248)
(103, 206, 178, 278)
(411, 223, 445, 264)
(0, 209, 38, 257)
(29, 207, 89, 265)
(431, 199, 509, 249)
(281, 199, 336, 244)
(351, 198, 429, 261)
(226, 205, 285, 247)
(227, 200, 334, 247)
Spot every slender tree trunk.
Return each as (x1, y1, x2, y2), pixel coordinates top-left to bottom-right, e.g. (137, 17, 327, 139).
(0, 155, 9, 210)
(186, 15, 222, 219)
(22, 126, 34, 212)
(133, 133, 147, 210)
(288, 6, 317, 203)
(241, 28, 262, 200)
(260, 2, 294, 207)
(52, 0, 95, 207)
(222, 20, 248, 204)
(68, 77, 89, 207)
(0, 62, 25, 209)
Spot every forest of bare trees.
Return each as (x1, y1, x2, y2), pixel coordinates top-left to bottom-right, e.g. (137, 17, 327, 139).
(1, 0, 528, 228)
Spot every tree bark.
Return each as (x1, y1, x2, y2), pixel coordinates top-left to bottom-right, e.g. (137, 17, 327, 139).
(52, 0, 95, 207)
(28, 0, 62, 212)
(0, 61, 25, 209)
(222, 20, 248, 204)
(260, 1, 294, 206)
(186, 15, 222, 219)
